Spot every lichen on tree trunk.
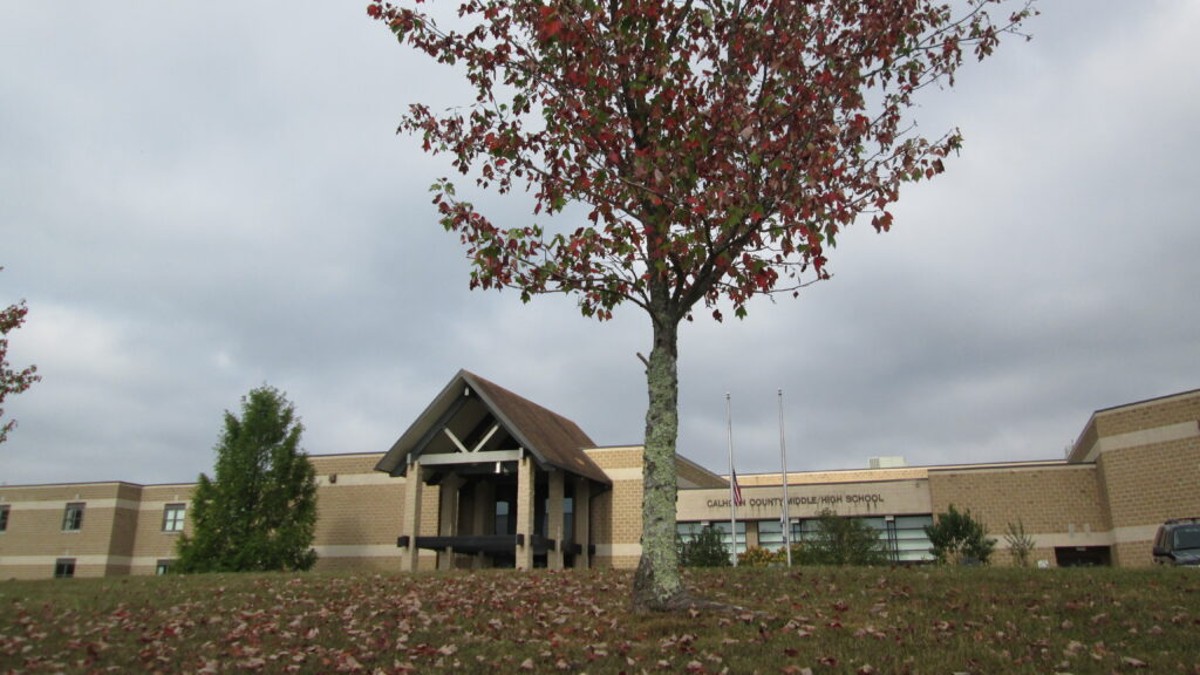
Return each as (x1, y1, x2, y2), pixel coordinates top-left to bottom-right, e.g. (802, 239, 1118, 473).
(631, 309, 687, 611)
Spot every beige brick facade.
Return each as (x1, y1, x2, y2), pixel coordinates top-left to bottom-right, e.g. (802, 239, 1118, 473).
(3, 388, 1197, 578)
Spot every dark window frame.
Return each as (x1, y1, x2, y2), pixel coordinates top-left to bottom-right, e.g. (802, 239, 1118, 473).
(0, 504, 9, 532)
(62, 502, 85, 531)
(161, 503, 186, 532)
(54, 558, 76, 578)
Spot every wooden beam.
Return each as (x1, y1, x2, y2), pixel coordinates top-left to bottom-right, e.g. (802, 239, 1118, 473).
(471, 424, 501, 453)
(442, 427, 470, 453)
(419, 449, 521, 467)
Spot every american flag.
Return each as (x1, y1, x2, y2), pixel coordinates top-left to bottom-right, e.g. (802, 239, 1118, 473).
(731, 467, 745, 507)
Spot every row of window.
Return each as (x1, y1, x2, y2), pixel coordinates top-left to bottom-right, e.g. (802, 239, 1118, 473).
(0, 503, 186, 533)
(52, 558, 175, 578)
(678, 514, 937, 563)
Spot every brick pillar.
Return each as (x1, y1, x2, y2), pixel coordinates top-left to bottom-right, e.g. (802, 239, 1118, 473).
(548, 470, 565, 570)
(400, 461, 425, 572)
(574, 477, 591, 569)
(437, 472, 462, 571)
(515, 454, 536, 569)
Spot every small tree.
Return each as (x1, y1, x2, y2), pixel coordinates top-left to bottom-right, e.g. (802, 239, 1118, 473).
(925, 504, 996, 565)
(176, 386, 318, 573)
(806, 509, 888, 566)
(678, 526, 731, 568)
(1004, 519, 1036, 567)
(1, 268, 41, 445)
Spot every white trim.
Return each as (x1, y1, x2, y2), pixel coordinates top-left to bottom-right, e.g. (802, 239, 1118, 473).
(1008, 524, 1160, 549)
(312, 544, 405, 558)
(1084, 421, 1200, 462)
(603, 468, 643, 481)
(315, 473, 401, 487)
(593, 543, 641, 557)
(2, 498, 140, 511)
(1030, 532, 1112, 547)
(419, 450, 521, 466)
(0, 554, 131, 566)
(138, 499, 190, 512)
(928, 463, 1089, 477)
(1112, 523, 1161, 543)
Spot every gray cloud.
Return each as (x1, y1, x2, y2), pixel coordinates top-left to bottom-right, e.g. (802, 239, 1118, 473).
(2, 1, 1197, 487)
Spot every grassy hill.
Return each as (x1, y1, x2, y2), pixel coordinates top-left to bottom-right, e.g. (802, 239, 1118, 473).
(2, 566, 1198, 672)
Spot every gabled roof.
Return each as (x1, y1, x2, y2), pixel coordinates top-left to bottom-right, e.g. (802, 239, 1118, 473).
(375, 370, 611, 485)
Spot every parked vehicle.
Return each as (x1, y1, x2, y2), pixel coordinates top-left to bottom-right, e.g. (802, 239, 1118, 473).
(1152, 518, 1200, 566)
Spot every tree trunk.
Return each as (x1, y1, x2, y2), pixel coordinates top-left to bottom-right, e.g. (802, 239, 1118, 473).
(631, 308, 688, 611)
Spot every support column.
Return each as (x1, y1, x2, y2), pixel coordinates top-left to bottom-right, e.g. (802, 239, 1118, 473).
(437, 473, 463, 571)
(574, 477, 591, 569)
(400, 461, 425, 572)
(547, 470, 565, 570)
(515, 453, 536, 569)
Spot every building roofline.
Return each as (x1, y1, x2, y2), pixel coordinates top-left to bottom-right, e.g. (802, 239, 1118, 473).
(1092, 387, 1200, 415)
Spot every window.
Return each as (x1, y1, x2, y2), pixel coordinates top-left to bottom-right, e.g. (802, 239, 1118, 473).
(495, 501, 510, 535)
(676, 521, 708, 543)
(0, 504, 9, 532)
(162, 503, 186, 532)
(757, 519, 796, 552)
(705, 521, 747, 555)
(790, 513, 934, 563)
(54, 558, 76, 578)
(155, 559, 173, 575)
(62, 502, 85, 531)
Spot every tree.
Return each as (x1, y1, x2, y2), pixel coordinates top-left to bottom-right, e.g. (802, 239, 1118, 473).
(369, 0, 1035, 609)
(678, 525, 732, 567)
(925, 504, 996, 565)
(806, 509, 889, 566)
(1, 268, 41, 445)
(175, 386, 318, 573)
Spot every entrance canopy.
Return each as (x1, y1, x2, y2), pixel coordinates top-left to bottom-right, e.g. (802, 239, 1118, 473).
(377, 370, 612, 571)
(375, 369, 611, 487)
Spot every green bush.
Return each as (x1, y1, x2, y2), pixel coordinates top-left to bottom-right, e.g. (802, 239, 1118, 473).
(678, 525, 732, 567)
(925, 504, 996, 565)
(737, 546, 781, 567)
(805, 509, 888, 566)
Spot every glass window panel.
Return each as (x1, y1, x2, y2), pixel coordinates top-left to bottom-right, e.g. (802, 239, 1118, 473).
(710, 521, 747, 554)
(62, 503, 84, 531)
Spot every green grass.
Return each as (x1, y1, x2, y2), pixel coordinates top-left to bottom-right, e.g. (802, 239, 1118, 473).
(2, 566, 1199, 673)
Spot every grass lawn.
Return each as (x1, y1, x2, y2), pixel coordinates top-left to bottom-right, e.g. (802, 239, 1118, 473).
(2, 566, 1198, 673)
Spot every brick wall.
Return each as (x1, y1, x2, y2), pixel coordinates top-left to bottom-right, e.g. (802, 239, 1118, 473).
(129, 484, 195, 575)
(0, 483, 136, 579)
(1094, 394, 1200, 438)
(585, 447, 644, 569)
(1085, 390, 1200, 566)
(1096, 439, 1200, 530)
(929, 465, 1106, 537)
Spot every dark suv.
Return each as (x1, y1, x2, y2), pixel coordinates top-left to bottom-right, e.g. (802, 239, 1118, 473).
(1152, 518, 1200, 566)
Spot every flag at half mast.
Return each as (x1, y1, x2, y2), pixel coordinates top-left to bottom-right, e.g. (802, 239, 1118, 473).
(731, 466, 745, 507)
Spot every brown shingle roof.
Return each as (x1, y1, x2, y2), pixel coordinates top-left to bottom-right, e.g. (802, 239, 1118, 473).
(375, 370, 611, 485)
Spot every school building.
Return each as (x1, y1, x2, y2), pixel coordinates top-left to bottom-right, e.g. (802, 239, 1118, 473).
(1, 370, 1197, 579)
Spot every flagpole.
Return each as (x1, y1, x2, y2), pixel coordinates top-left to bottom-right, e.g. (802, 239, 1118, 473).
(778, 389, 792, 567)
(726, 392, 738, 567)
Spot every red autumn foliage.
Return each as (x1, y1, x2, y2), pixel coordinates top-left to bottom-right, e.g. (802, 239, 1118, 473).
(366, 0, 1037, 609)
(0, 268, 41, 445)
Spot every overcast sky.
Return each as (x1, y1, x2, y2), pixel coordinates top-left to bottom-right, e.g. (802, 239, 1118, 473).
(2, 2, 1197, 487)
